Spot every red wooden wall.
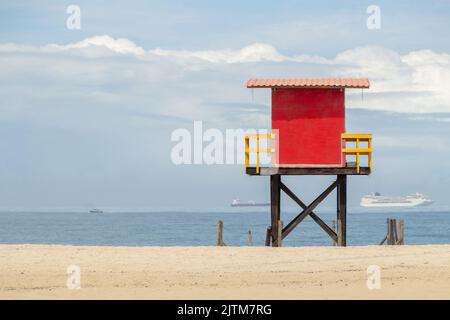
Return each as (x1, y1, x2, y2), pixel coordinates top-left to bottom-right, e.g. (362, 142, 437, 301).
(271, 87, 345, 167)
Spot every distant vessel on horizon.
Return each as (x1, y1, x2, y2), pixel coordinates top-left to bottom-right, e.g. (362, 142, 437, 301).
(89, 208, 104, 214)
(360, 192, 433, 208)
(231, 198, 270, 207)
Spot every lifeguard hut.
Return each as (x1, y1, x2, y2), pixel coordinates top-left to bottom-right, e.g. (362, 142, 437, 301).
(245, 78, 372, 247)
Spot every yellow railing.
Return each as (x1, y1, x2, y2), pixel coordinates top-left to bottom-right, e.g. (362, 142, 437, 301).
(341, 133, 372, 173)
(245, 133, 275, 174)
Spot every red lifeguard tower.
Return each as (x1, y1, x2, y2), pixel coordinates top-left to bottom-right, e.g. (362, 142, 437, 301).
(245, 78, 372, 247)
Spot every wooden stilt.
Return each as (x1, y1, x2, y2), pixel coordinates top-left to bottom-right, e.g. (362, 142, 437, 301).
(337, 174, 347, 247)
(277, 220, 283, 247)
(270, 175, 281, 247)
(332, 220, 337, 246)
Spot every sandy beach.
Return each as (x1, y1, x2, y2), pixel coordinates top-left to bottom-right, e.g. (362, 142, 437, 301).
(0, 244, 449, 299)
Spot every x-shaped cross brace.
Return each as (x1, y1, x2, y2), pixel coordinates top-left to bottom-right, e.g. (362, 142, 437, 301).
(280, 180, 338, 243)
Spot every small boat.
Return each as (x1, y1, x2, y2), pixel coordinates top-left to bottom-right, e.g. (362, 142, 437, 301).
(231, 198, 270, 207)
(360, 192, 433, 208)
(89, 208, 104, 214)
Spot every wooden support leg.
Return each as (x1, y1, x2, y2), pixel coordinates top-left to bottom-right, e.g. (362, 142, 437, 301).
(277, 220, 283, 247)
(270, 175, 281, 247)
(337, 175, 347, 247)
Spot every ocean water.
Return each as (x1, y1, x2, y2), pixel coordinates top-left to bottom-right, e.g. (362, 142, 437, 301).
(0, 209, 449, 247)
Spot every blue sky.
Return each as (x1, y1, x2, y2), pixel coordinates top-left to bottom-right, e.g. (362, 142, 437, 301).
(0, 1, 450, 210)
(2, 1, 450, 54)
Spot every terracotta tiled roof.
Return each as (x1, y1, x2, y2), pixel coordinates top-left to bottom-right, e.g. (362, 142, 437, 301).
(246, 78, 370, 89)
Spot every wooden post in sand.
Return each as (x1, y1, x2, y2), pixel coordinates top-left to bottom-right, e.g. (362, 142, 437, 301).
(390, 218, 397, 245)
(395, 219, 405, 245)
(380, 218, 404, 245)
(217, 220, 226, 246)
(247, 229, 253, 246)
(379, 219, 388, 245)
(265, 227, 271, 246)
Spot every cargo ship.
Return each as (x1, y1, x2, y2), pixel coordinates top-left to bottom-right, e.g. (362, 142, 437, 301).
(89, 208, 104, 214)
(230, 198, 270, 207)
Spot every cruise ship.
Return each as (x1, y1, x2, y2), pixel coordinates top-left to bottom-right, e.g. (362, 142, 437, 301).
(360, 192, 433, 208)
(231, 198, 270, 207)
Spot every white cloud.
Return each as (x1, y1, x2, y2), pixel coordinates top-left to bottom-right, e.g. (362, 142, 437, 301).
(1, 36, 450, 115)
(1, 36, 450, 209)
(0, 35, 146, 56)
(150, 43, 285, 63)
(336, 46, 450, 113)
(45, 35, 146, 56)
